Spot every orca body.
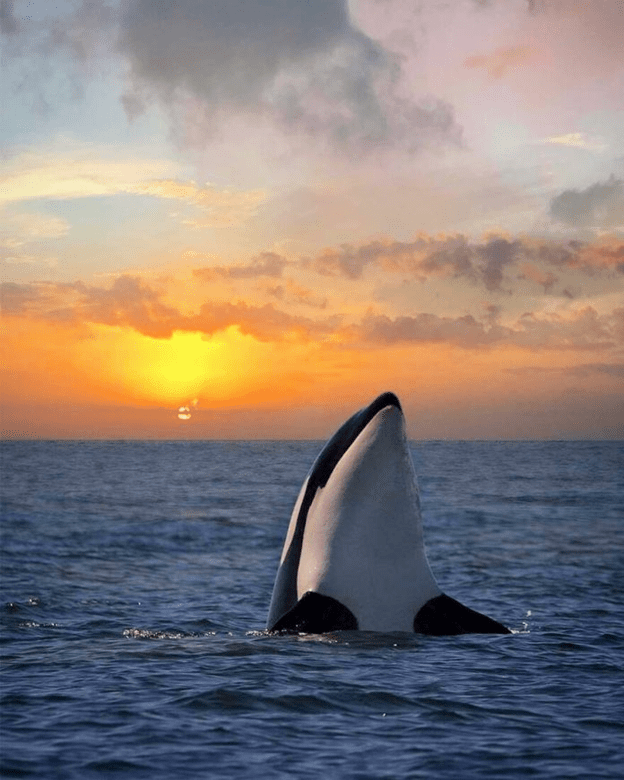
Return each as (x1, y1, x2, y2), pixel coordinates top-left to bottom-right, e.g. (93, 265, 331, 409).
(267, 392, 510, 635)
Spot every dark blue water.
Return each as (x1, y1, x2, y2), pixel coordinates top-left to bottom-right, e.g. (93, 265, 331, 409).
(1, 440, 623, 779)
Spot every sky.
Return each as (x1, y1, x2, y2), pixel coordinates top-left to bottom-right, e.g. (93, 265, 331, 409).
(1, 0, 623, 439)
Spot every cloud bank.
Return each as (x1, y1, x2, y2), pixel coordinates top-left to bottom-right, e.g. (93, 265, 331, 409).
(3, 273, 623, 355)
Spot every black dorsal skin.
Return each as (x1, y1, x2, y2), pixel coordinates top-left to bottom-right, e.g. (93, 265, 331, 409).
(414, 594, 511, 635)
(270, 592, 358, 633)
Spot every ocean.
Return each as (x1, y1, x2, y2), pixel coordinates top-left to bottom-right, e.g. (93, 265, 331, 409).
(1, 439, 623, 779)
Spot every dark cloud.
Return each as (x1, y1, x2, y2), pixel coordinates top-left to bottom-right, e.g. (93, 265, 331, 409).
(306, 233, 624, 291)
(120, 0, 349, 105)
(192, 252, 287, 281)
(550, 177, 624, 228)
(118, 0, 461, 151)
(1, 1, 116, 60)
(0, 0, 18, 35)
(307, 234, 527, 289)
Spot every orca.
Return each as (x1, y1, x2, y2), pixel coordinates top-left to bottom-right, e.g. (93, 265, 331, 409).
(267, 392, 510, 635)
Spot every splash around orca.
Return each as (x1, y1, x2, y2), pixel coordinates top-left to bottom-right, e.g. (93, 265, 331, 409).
(267, 392, 510, 635)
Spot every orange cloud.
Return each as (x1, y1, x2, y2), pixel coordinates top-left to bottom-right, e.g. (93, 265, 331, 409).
(464, 46, 534, 79)
(3, 273, 623, 354)
(517, 262, 558, 292)
(1, 275, 339, 342)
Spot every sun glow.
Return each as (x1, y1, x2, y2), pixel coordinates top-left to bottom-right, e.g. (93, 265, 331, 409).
(79, 327, 237, 405)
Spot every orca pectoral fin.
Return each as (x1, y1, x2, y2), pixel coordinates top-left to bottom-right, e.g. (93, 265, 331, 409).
(414, 594, 511, 635)
(269, 591, 358, 634)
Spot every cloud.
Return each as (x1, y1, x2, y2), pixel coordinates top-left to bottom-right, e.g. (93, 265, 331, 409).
(1, 0, 18, 36)
(549, 177, 624, 229)
(1, 0, 118, 111)
(464, 45, 534, 79)
(188, 300, 337, 342)
(517, 262, 558, 292)
(305, 232, 624, 291)
(0, 207, 68, 265)
(541, 133, 605, 151)
(131, 179, 266, 227)
(2, 1, 463, 154)
(565, 362, 624, 379)
(118, 0, 461, 152)
(506, 362, 624, 379)
(0, 147, 266, 226)
(305, 234, 521, 287)
(192, 252, 287, 281)
(1, 281, 50, 314)
(355, 306, 624, 351)
(4, 275, 623, 355)
(264, 279, 328, 310)
(0, 274, 337, 342)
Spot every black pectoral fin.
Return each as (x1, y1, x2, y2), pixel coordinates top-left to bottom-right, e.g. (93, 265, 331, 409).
(414, 594, 511, 635)
(269, 592, 358, 634)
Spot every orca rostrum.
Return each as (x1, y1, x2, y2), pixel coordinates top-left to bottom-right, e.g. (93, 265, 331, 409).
(267, 392, 510, 635)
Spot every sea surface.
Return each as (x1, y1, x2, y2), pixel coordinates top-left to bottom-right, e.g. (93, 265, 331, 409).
(1, 439, 623, 779)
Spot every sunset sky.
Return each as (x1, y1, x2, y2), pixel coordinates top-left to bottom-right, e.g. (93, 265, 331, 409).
(1, 0, 623, 439)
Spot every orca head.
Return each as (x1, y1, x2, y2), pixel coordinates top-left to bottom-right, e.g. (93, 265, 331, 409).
(267, 392, 441, 632)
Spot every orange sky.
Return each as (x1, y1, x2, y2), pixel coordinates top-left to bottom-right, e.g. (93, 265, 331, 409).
(1, 1, 623, 439)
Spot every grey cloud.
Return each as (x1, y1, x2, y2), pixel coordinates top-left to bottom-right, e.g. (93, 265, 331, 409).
(550, 177, 624, 228)
(307, 233, 624, 291)
(307, 234, 521, 290)
(3, 0, 462, 152)
(1, 0, 18, 35)
(118, 0, 461, 151)
(193, 252, 287, 281)
(120, 0, 349, 106)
